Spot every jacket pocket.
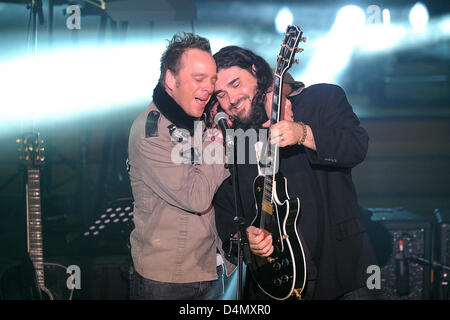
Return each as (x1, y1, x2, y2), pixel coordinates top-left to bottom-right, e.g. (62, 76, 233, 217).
(334, 217, 366, 241)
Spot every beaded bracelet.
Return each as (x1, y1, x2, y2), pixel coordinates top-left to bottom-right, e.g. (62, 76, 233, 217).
(297, 122, 307, 145)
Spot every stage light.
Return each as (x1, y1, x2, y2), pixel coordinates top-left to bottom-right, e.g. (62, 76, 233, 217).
(0, 42, 163, 131)
(335, 5, 366, 31)
(275, 6, 294, 34)
(359, 6, 404, 53)
(358, 25, 406, 53)
(299, 5, 365, 85)
(409, 2, 429, 31)
(0, 33, 234, 136)
(382, 9, 391, 25)
(439, 17, 450, 34)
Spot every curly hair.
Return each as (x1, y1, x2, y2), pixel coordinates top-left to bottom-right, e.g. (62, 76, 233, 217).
(159, 33, 211, 86)
(213, 46, 273, 109)
(210, 46, 273, 129)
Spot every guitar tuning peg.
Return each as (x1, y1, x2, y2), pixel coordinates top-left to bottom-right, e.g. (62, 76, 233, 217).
(293, 59, 300, 64)
(281, 43, 286, 48)
(40, 147, 45, 152)
(296, 48, 304, 53)
(40, 156, 45, 162)
(300, 37, 307, 42)
(25, 155, 30, 161)
(16, 138, 21, 144)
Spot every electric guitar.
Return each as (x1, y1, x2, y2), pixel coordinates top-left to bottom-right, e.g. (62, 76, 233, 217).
(248, 25, 307, 300)
(13, 132, 74, 300)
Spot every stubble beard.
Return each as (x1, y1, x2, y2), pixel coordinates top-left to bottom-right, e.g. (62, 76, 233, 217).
(232, 94, 268, 131)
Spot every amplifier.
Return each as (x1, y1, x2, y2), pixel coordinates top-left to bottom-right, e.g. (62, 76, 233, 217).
(434, 208, 450, 300)
(363, 208, 432, 300)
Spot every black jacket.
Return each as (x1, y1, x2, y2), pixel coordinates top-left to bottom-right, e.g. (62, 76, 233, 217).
(214, 83, 377, 299)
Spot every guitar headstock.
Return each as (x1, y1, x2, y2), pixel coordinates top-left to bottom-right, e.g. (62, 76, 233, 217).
(275, 25, 306, 78)
(17, 132, 45, 168)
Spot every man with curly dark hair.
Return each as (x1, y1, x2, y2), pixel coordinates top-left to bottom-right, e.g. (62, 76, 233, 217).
(212, 45, 380, 300)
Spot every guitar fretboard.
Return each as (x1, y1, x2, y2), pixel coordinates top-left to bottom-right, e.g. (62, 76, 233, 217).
(27, 168, 45, 288)
(261, 75, 283, 208)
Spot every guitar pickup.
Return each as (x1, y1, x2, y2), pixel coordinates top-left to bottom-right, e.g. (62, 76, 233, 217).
(262, 200, 273, 215)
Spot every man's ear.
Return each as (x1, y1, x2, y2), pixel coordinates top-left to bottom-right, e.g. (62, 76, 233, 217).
(165, 70, 176, 92)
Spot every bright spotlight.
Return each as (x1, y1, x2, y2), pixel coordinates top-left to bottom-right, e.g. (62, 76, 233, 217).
(409, 2, 429, 31)
(0, 43, 164, 129)
(299, 5, 365, 85)
(335, 5, 366, 31)
(382, 9, 391, 25)
(439, 18, 450, 34)
(275, 7, 294, 34)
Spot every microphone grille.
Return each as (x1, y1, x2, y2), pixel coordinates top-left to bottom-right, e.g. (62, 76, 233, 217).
(214, 112, 229, 125)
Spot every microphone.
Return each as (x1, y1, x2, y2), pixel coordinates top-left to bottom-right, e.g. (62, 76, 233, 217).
(214, 112, 233, 168)
(214, 111, 233, 148)
(395, 239, 410, 296)
(214, 112, 230, 134)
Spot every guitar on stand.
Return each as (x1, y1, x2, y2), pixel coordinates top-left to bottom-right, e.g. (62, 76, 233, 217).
(247, 25, 307, 300)
(12, 132, 74, 300)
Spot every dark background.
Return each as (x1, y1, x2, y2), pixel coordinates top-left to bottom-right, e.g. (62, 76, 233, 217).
(0, 0, 449, 299)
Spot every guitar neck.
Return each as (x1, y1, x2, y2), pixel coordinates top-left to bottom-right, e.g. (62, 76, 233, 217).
(26, 168, 45, 288)
(260, 75, 284, 217)
(260, 22, 303, 220)
(263, 75, 282, 202)
(270, 75, 283, 126)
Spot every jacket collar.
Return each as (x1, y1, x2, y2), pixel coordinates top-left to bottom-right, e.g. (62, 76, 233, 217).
(153, 82, 198, 136)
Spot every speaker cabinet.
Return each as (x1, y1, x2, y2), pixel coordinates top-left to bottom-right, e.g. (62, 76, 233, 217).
(363, 208, 432, 299)
(434, 208, 450, 300)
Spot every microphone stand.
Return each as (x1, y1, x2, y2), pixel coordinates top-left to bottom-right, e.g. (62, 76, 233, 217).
(27, 0, 44, 57)
(227, 134, 252, 300)
(408, 254, 450, 271)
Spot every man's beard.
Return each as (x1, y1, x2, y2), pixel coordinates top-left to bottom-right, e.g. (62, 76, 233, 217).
(232, 93, 268, 131)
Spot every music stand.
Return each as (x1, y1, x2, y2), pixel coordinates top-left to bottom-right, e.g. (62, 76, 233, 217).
(82, 198, 134, 240)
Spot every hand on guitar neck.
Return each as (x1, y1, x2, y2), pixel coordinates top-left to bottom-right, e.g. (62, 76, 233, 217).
(246, 226, 274, 258)
(262, 90, 294, 127)
(261, 90, 317, 150)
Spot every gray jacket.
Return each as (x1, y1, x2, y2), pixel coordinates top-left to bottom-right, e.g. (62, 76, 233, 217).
(128, 101, 234, 283)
